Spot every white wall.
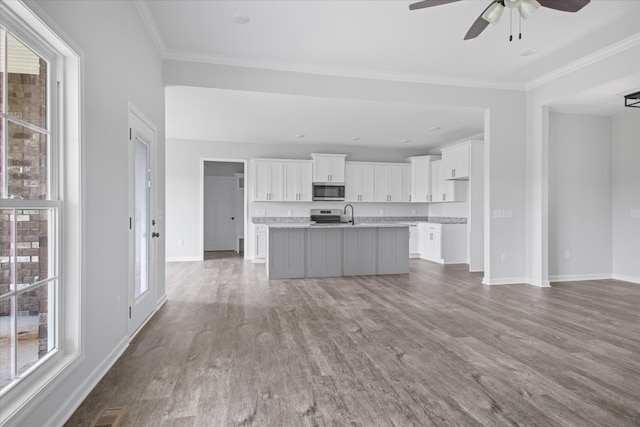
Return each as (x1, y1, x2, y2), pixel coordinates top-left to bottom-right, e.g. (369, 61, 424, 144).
(14, 1, 166, 426)
(548, 113, 612, 280)
(612, 111, 640, 283)
(164, 61, 528, 283)
(166, 139, 432, 261)
(526, 43, 640, 286)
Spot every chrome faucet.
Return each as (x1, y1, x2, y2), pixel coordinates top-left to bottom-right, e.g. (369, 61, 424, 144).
(344, 204, 355, 225)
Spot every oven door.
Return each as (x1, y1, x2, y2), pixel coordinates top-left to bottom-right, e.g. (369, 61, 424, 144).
(313, 184, 345, 201)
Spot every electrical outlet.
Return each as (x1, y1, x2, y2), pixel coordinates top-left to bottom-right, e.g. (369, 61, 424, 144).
(178, 239, 183, 247)
(287, 209, 293, 217)
(255, 209, 266, 216)
(411, 209, 416, 216)
(494, 209, 502, 219)
(564, 250, 570, 260)
(500, 252, 507, 262)
(379, 210, 385, 216)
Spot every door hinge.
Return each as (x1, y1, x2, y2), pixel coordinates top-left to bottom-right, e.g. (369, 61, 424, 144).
(129, 306, 131, 319)
(129, 128, 132, 141)
(129, 217, 132, 229)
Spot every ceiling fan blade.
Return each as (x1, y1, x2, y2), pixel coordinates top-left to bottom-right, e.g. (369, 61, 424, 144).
(409, 0, 461, 11)
(463, 1, 495, 40)
(538, 0, 590, 12)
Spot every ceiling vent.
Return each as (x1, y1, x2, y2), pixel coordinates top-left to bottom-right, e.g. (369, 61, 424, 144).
(624, 91, 640, 108)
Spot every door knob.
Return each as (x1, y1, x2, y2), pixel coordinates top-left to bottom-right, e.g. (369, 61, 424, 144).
(152, 232, 160, 238)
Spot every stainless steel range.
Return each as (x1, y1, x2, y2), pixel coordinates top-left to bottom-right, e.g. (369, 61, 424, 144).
(310, 209, 343, 224)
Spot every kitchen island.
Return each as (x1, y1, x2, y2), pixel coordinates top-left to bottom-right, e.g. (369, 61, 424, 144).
(266, 223, 409, 279)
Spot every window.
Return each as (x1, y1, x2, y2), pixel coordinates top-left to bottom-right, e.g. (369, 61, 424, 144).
(0, 3, 80, 421)
(0, 22, 59, 392)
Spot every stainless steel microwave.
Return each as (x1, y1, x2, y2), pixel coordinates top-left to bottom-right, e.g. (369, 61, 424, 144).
(312, 183, 345, 201)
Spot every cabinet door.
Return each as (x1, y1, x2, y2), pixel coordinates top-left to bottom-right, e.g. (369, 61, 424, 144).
(298, 162, 313, 201)
(431, 161, 447, 202)
(306, 228, 342, 278)
(345, 163, 361, 202)
(254, 161, 271, 201)
(402, 164, 411, 202)
(343, 228, 377, 276)
(377, 227, 409, 274)
(268, 229, 305, 279)
(329, 157, 345, 182)
(255, 225, 267, 261)
(313, 157, 331, 182)
(254, 161, 283, 201)
(374, 165, 389, 202)
(283, 162, 312, 201)
(441, 148, 457, 180)
(360, 164, 375, 202)
(442, 145, 470, 180)
(455, 145, 470, 178)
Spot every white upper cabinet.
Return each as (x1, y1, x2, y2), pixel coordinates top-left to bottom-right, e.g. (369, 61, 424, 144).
(345, 162, 375, 202)
(254, 160, 284, 201)
(283, 161, 313, 202)
(431, 159, 467, 203)
(409, 155, 441, 203)
(441, 142, 470, 180)
(311, 153, 347, 183)
(374, 164, 405, 202)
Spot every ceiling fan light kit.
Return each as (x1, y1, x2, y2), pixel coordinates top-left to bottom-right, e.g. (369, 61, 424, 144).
(409, 0, 590, 40)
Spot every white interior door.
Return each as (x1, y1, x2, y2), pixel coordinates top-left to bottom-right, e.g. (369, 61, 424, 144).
(204, 176, 236, 251)
(128, 106, 157, 336)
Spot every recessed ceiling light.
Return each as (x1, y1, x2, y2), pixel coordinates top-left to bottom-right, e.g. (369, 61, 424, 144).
(350, 137, 360, 141)
(401, 139, 411, 144)
(429, 126, 441, 131)
(520, 48, 537, 57)
(295, 134, 305, 138)
(233, 14, 250, 24)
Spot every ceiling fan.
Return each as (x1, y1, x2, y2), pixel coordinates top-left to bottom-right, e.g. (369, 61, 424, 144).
(409, 0, 591, 40)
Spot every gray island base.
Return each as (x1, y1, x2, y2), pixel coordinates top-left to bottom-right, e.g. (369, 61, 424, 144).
(266, 223, 409, 280)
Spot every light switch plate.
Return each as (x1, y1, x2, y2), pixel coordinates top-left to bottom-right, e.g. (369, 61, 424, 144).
(503, 210, 513, 218)
(494, 209, 502, 219)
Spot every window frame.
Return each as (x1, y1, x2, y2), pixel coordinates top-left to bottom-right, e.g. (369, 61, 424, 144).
(0, 1, 82, 424)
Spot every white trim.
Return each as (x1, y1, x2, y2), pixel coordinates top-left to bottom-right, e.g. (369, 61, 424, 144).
(132, 0, 167, 56)
(526, 278, 551, 288)
(548, 273, 613, 283)
(612, 273, 640, 285)
(156, 293, 168, 308)
(48, 336, 128, 427)
(165, 256, 202, 262)
(481, 277, 530, 286)
(526, 33, 640, 90)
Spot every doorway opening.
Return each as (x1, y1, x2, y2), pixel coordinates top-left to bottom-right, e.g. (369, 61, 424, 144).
(201, 159, 246, 261)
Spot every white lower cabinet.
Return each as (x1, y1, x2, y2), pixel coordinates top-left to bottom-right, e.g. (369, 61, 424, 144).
(254, 224, 267, 262)
(418, 223, 467, 264)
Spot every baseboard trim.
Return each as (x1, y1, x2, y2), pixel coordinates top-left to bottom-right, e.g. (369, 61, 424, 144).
(612, 273, 640, 285)
(526, 278, 551, 288)
(166, 256, 201, 262)
(156, 293, 168, 308)
(549, 273, 613, 283)
(50, 336, 129, 427)
(481, 277, 530, 286)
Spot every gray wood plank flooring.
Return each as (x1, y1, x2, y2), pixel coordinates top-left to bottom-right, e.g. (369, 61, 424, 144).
(65, 255, 640, 426)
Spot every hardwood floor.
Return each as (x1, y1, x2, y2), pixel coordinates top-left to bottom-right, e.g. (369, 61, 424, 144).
(65, 257, 640, 426)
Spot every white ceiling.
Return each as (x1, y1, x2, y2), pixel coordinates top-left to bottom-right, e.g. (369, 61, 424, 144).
(138, 0, 640, 148)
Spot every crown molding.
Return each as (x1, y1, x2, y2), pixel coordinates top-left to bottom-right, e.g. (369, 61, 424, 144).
(163, 49, 526, 91)
(133, 0, 167, 56)
(526, 33, 640, 90)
